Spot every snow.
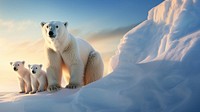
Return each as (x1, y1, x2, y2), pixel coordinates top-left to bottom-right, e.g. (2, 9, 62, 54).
(1, 0, 200, 111)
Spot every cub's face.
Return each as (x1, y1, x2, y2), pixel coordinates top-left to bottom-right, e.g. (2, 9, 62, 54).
(10, 61, 25, 71)
(28, 64, 42, 76)
(41, 21, 67, 42)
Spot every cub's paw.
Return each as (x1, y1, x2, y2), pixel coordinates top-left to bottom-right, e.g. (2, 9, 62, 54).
(65, 84, 80, 89)
(25, 92, 30, 94)
(47, 84, 61, 92)
(19, 91, 25, 93)
(30, 91, 36, 94)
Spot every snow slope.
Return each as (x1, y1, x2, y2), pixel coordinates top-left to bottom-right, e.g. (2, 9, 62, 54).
(1, 0, 200, 112)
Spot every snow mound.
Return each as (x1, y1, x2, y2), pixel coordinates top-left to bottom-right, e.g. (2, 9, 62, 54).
(1, 0, 200, 112)
(108, 0, 200, 111)
(110, 0, 200, 67)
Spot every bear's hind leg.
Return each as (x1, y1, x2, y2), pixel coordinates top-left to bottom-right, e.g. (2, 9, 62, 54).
(84, 51, 104, 85)
(38, 79, 46, 92)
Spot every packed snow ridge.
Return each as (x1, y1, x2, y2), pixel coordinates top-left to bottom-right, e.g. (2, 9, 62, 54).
(1, 0, 200, 112)
(110, 0, 200, 66)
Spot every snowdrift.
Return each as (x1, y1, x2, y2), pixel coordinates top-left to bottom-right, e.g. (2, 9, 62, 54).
(1, 0, 200, 112)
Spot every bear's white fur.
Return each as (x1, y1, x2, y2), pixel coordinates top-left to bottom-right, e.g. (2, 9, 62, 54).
(10, 61, 32, 94)
(41, 21, 104, 92)
(28, 64, 48, 94)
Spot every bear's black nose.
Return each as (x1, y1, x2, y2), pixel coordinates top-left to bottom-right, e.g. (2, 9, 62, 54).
(14, 67, 18, 71)
(49, 31, 54, 37)
(32, 70, 36, 74)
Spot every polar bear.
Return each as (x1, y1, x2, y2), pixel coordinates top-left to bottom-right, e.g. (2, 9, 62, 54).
(41, 21, 104, 92)
(28, 64, 48, 94)
(10, 61, 32, 94)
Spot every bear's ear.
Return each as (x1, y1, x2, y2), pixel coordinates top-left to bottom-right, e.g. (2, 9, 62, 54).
(64, 22, 68, 27)
(41, 22, 46, 27)
(22, 61, 25, 65)
(40, 64, 43, 68)
(10, 62, 13, 65)
(28, 64, 31, 68)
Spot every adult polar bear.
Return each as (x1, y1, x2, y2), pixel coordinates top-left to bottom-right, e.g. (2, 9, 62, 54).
(41, 21, 104, 92)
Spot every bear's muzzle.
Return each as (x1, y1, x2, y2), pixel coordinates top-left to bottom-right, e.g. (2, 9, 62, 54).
(13, 67, 18, 71)
(32, 70, 36, 74)
(48, 31, 55, 38)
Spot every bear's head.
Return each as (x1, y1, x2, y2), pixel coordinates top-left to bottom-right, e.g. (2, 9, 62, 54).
(40, 21, 68, 42)
(28, 64, 43, 76)
(10, 61, 25, 72)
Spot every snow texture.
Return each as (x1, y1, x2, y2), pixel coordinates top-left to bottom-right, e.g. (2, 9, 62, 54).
(1, 0, 200, 111)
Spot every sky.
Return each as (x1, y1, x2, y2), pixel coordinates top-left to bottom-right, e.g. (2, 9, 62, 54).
(0, 0, 163, 40)
(0, 0, 163, 92)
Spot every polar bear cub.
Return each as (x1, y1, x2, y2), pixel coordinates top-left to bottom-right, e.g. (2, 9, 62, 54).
(41, 21, 104, 92)
(28, 64, 47, 94)
(10, 61, 32, 94)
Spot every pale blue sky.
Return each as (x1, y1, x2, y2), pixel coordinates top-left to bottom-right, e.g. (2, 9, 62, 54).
(0, 0, 163, 40)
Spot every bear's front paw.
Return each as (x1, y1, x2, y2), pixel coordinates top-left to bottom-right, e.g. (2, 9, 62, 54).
(47, 84, 61, 92)
(65, 84, 80, 89)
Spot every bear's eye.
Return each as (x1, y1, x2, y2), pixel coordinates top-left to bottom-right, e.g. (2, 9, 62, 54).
(17, 64, 19, 66)
(56, 26, 58, 28)
(46, 26, 49, 28)
(35, 67, 37, 69)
